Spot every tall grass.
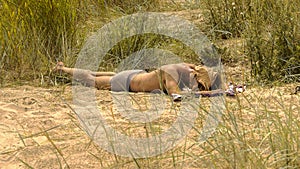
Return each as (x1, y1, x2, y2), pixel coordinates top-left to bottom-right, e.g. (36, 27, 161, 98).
(1, 0, 298, 84)
(200, 92, 300, 168)
(202, 0, 300, 83)
(202, 0, 250, 39)
(245, 0, 300, 83)
(100, 33, 199, 71)
(0, 0, 160, 85)
(0, 0, 80, 83)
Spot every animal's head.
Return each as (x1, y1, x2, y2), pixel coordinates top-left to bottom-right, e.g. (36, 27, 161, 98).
(192, 66, 220, 91)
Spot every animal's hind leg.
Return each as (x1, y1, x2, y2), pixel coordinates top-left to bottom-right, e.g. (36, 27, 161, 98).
(73, 69, 96, 87)
(91, 71, 116, 77)
(66, 69, 113, 89)
(95, 76, 112, 90)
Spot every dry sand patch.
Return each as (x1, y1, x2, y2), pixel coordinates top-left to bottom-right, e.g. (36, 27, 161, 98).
(0, 84, 299, 168)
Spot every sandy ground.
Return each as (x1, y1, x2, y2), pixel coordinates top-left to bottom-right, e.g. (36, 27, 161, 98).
(0, 86, 54, 168)
(0, 85, 204, 168)
(0, 85, 106, 168)
(0, 83, 299, 168)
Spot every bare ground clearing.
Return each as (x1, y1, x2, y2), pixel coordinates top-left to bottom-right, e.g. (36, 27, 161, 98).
(0, 83, 299, 168)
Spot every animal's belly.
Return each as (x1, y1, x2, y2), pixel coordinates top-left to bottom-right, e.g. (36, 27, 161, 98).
(130, 72, 162, 92)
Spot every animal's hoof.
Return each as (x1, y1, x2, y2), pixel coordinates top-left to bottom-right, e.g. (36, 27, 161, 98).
(171, 94, 182, 102)
(53, 61, 64, 72)
(225, 89, 235, 96)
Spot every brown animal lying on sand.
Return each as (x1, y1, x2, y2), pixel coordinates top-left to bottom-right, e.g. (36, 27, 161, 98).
(54, 62, 239, 101)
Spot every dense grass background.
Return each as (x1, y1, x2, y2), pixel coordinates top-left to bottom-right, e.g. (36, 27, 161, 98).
(202, 0, 300, 83)
(0, 0, 79, 83)
(0, 0, 299, 85)
(0, 0, 160, 85)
